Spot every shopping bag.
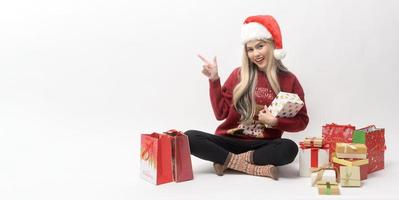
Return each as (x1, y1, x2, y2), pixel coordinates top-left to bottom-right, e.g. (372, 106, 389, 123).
(164, 129, 194, 182)
(352, 125, 386, 173)
(140, 133, 173, 185)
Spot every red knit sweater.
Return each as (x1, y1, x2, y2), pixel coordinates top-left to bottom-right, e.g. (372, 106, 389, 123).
(209, 67, 309, 140)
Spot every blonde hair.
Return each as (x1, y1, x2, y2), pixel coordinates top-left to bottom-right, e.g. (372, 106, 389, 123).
(232, 39, 289, 123)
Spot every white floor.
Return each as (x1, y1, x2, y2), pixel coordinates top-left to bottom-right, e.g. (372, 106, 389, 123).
(1, 131, 398, 200)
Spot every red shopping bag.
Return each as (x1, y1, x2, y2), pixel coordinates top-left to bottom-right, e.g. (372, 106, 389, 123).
(322, 123, 356, 161)
(164, 130, 194, 182)
(140, 133, 173, 185)
(353, 125, 386, 173)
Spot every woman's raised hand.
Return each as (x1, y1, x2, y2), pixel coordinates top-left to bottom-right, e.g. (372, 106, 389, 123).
(198, 54, 219, 81)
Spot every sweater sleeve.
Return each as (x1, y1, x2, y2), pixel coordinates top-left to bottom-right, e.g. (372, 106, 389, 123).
(209, 68, 239, 120)
(274, 77, 309, 132)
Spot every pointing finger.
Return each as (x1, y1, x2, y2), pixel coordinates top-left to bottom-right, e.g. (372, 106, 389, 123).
(197, 54, 209, 64)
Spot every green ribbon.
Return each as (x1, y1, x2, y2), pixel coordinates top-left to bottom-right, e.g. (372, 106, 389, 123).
(352, 130, 366, 144)
(325, 182, 332, 195)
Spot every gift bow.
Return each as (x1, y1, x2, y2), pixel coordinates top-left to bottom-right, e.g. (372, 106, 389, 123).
(342, 171, 353, 185)
(141, 140, 155, 161)
(304, 137, 323, 147)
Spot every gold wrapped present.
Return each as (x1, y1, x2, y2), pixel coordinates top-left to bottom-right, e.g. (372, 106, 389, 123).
(332, 157, 369, 180)
(336, 143, 367, 159)
(304, 137, 323, 148)
(317, 181, 340, 195)
(340, 166, 361, 187)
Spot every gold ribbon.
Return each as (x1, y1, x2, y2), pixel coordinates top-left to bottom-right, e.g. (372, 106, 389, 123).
(343, 143, 358, 153)
(342, 170, 353, 185)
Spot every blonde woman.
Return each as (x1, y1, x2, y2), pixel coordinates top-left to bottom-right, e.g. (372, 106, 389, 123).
(185, 15, 309, 180)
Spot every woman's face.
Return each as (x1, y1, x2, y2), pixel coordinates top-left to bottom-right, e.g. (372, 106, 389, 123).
(246, 40, 271, 70)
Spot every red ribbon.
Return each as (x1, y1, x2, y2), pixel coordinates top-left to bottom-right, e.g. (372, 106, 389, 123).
(311, 148, 319, 168)
(141, 139, 155, 161)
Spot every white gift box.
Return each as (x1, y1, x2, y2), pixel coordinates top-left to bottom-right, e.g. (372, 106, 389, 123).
(299, 147, 329, 177)
(268, 92, 304, 117)
(311, 169, 336, 186)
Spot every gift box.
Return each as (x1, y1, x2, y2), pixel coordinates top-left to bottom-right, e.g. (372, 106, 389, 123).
(322, 123, 356, 161)
(335, 143, 367, 159)
(340, 166, 361, 187)
(311, 165, 337, 187)
(299, 142, 329, 177)
(353, 125, 386, 173)
(268, 92, 304, 118)
(304, 137, 323, 148)
(332, 157, 368, 180)
(317, 181, 340, 195)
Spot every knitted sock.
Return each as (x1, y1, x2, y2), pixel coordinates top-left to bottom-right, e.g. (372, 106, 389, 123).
(213, 151, 253, 176)
(238, 150, 254, 164)
(226, 152, 279, 180)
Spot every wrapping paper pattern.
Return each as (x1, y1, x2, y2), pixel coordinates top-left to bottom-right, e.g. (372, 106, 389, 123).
(322, 123, 356, 161)
(268, 92, 304, 117)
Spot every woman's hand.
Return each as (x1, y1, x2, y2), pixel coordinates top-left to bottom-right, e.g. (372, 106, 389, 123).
(258, 105, 278, 127)
(198, 54, 219, 81)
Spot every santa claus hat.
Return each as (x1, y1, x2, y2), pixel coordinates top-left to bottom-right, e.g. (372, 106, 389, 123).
(241, 15, 286, 60)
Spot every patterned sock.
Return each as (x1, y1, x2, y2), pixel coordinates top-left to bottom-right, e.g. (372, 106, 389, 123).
(226, 152, 279, 180)
(238, 150, 254, 164)
(213, 151, 253, 176)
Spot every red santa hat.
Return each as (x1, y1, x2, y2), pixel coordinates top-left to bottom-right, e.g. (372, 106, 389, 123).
(241, 15, 286, 60)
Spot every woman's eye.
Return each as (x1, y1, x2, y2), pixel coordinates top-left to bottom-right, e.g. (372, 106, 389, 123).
(247, 49, 253, 52)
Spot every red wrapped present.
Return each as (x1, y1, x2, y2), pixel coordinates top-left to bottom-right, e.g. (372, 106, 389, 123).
(352, 125, 386, 173)
(322, 123, 355, 161)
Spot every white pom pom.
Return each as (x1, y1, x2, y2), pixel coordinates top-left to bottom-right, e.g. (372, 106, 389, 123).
(274, 49, 286, 60)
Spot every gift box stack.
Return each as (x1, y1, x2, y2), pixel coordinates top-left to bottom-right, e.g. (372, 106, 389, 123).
(299, 124, 386, 195)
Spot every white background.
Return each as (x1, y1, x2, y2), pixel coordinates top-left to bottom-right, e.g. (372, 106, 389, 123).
(0, 0, 398, 199)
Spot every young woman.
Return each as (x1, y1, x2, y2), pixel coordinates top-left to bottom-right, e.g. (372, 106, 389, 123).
(185, 15, 309, 180)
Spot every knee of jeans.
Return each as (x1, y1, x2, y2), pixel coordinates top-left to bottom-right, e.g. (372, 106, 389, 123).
(281, 138, 299, 163)
(184, 130, 199, 139)
(184, 130, 201, 147)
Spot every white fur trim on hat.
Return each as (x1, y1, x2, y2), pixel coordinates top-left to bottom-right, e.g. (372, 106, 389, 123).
(241, 22, 272, 44)
(273, 49, 286, 60)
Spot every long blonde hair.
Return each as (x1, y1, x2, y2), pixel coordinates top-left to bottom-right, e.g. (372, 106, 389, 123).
(232, 39, 289, 123)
